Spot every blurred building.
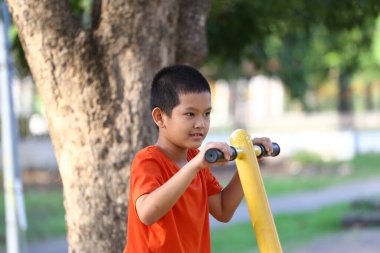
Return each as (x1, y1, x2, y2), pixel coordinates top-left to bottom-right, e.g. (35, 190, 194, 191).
(211, 75, 285, 130)
(248, 75, 285, 127)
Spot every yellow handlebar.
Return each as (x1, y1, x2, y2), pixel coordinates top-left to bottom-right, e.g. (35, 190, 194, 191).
(230, 129, 283, 253)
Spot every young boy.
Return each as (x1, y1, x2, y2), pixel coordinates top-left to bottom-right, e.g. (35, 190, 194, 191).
(124, 65, 273, 253)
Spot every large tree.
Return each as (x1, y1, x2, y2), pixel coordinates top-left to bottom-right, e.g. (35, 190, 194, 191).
(5, 0, 211, 252)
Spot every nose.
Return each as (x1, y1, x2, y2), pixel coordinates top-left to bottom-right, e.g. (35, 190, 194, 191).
(194, 116, 208, 129)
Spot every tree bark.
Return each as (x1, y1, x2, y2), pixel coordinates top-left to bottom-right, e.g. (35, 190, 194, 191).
(6, 0, 211, 252)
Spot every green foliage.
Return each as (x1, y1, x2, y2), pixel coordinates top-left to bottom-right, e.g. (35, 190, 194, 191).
(69, 0, 93, 28)
(206, 0, 292, 78)
(6, 0, 93, 76)
(9, 26, 29, 76)
(206, 0, 380, 104)
(291, 150, 324, 166)
(208, 0, 380, 65)
(7, 0, 380, 105)
(373, 16, 380, 66)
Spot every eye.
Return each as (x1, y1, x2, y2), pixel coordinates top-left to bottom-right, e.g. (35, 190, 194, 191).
(185, 112, 194, 117)
(205, 111, 211, 117)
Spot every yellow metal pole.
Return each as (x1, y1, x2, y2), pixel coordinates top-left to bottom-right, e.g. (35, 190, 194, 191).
(230, 129, 283, 253)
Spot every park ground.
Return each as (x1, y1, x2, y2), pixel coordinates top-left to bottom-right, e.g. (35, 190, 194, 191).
(1, 139, 380, 252)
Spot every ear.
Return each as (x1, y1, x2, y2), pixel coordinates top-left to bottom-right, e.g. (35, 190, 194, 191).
(152, 107, 166, 128)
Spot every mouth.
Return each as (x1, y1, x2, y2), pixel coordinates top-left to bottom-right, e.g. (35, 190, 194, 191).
(190, 133, 204, 138)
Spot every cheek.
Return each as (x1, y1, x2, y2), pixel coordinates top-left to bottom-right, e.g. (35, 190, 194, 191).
(173, 118, 190, 130)
(205, 117, 211, 125)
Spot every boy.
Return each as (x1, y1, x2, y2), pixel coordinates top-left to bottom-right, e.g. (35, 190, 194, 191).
(124, 65, 273, 253)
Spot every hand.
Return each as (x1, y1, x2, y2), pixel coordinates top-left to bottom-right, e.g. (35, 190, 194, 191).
(252, 137, 273, 160)
(194, 142, 233, 169)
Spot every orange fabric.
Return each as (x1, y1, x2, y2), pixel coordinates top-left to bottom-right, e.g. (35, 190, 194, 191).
(124, 146, 223, 253)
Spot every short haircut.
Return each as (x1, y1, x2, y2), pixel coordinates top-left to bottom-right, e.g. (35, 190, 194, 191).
(150, 64, 211, 116)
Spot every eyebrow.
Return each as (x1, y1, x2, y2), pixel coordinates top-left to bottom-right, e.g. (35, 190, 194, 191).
(184, 106, 212, 111)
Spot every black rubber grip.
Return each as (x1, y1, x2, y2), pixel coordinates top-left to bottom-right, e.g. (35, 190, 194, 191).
(205, 143, 280, 163)
(256, 142, 281, 158)
(205, 146, 238, 163)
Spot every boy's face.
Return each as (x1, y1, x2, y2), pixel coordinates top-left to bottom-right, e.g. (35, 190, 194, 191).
(161, 91, 211, 150)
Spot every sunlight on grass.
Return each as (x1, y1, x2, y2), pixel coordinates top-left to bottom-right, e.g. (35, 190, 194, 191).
(211, 203, 351, 253)
(0, 188, 66, 248)
(263, 152, 380, 196)
(0, 152, 378, 248)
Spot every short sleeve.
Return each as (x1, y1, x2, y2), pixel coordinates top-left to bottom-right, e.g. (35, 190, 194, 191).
(130, 155, 164, 204)
(202, 167, 223, 196)
(187, 148, 223, 196)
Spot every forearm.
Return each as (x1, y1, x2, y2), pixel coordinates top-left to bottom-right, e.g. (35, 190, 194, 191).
(210, 171, 244, 222)
(136, 162, 199, 225)
(220, 171, 244, 218)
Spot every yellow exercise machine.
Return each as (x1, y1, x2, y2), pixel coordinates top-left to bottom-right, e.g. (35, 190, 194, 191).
(205, 129, 283, 253)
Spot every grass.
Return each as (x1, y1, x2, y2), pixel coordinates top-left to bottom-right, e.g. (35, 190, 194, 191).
(263, 176, 345, 196)
(0, 152, 378, 249)
(263, 152, 380, 196)
(0, 187, 66, 248)
(211, 152, 380, 252)
(211, 203, 351, 253)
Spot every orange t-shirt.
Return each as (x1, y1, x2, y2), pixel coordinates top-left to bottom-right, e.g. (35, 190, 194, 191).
(124, 146, 223, 253)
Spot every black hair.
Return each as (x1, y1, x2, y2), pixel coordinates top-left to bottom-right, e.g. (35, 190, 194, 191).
(150, 64, 211, 116)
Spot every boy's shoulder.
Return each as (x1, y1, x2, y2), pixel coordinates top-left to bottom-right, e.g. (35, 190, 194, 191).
(135, 146, 199, 161)
(135, 145, 159, 158)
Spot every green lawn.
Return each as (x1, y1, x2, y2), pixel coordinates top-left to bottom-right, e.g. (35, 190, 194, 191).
(0, 152, 379, 249)
(0, 188, 66, 248)
(263, 152, 380, 196)
(211, 152, 380, 252)
(211, 203, 351, 253)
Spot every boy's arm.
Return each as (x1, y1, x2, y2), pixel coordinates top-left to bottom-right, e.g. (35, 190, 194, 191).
(208, 171, 243, 222)
(136, 160, 200, 225)
(136, 142, 232, 226)
(208, 137, 273, 222)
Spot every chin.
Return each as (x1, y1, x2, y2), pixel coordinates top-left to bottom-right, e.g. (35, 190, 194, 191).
(189, 142, 202, 149)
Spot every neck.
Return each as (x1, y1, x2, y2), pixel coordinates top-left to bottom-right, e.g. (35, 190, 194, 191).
(155, 139, 188, 165)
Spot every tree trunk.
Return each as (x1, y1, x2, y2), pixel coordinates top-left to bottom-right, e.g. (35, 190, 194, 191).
(338, 70, 352, 112)
(365, 82, 374, 110)
(6, 0, 211, 252)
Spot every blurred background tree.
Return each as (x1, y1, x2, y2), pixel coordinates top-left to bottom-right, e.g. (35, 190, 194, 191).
(206, 0, 380, 111)
(9, 0, 380, 112)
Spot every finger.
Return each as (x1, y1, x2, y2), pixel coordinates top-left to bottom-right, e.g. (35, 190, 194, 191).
(253, 137, 272, 154)
(221, 144, 231, 160)
(264, 138, 273, 154)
